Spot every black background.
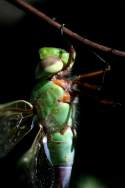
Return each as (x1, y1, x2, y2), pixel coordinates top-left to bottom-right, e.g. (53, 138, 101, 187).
(0, 0, 125, 187)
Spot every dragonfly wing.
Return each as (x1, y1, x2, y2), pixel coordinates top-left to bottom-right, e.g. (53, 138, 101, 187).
(0, 100, 33, 158)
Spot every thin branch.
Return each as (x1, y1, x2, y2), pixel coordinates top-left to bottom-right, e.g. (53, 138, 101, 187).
(9, 0, 125, 57)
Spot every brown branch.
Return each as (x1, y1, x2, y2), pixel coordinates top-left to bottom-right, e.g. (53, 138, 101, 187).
(10, 0, 125, 57)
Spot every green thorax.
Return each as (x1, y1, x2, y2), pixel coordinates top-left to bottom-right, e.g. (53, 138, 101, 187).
(31, 79, 72, 132)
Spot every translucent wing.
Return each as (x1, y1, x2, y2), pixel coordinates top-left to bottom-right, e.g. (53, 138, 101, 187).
(0, 100, 33, 158)
(17, 124, 55, 188)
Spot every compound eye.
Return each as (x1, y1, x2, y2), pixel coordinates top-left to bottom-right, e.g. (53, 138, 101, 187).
(41, 56, 61, 68)
(40, 56, 64, 74)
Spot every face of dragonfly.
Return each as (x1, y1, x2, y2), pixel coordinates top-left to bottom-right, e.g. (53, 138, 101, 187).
(57, 51, 76, 78)
(35, 47, 76, 79)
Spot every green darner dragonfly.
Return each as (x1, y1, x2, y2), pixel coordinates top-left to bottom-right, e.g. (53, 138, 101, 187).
(0, 46, 112, 188)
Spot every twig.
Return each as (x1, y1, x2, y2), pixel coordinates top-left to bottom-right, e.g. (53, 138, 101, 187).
(8, 0, 125, 58)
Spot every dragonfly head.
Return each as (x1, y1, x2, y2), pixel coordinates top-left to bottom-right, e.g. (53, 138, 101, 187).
(35, 47, 76, 79)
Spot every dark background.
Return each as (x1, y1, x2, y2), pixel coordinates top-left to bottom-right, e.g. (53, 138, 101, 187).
(0, 0, 125, 187)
